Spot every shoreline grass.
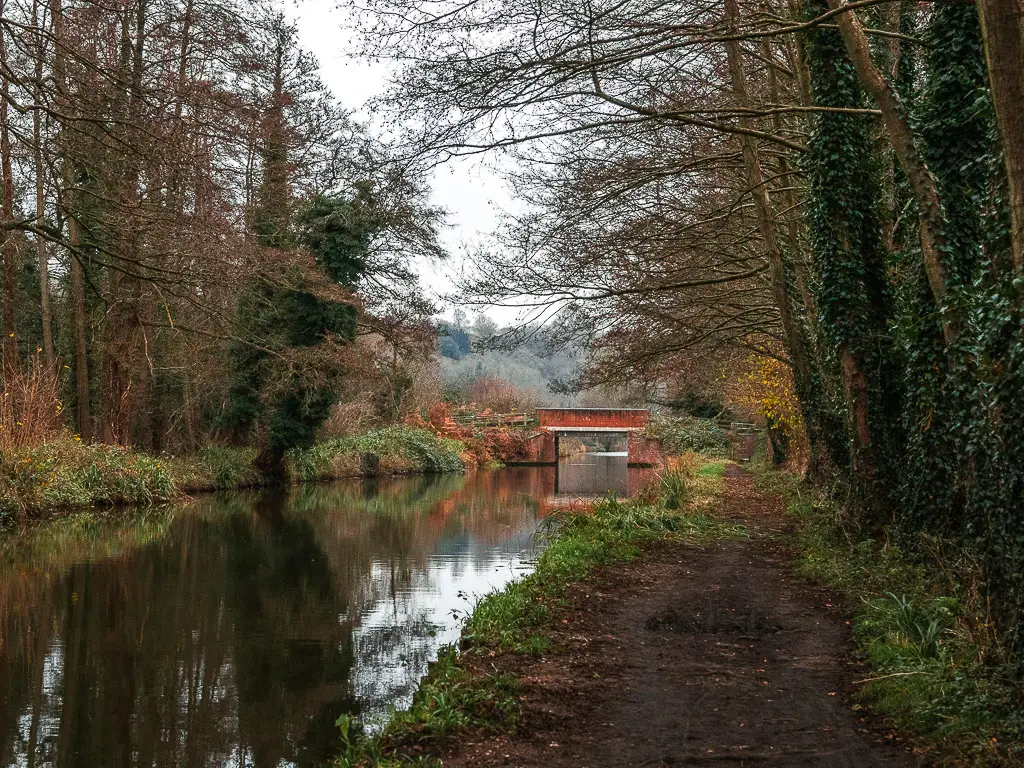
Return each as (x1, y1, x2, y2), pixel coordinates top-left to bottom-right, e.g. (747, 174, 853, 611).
(332, 455, 740, 767)
(753, 466, 1024, 765)
(0, 426, 467, 527)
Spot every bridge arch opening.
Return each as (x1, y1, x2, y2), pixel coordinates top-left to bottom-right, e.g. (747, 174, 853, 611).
(515, 408, 662, 467)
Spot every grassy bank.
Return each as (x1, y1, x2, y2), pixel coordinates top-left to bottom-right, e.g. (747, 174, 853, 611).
(333, 455, 740, 767)
(0, 426, 466, 525)
(755, 468, 1024, 765)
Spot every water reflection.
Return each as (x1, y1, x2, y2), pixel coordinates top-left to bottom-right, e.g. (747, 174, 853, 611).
(552, 453, 656, 506)
(556, 453, 630, 497)
(0, 471, 548, 768)
(0, 463, 653, 768)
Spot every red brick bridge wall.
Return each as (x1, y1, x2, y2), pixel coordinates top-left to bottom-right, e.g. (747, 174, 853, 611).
(524, 432, 558, 464)
(626, 434, 662, 466)
(520, 430, 661, 467)
(535, 408, 650, 429)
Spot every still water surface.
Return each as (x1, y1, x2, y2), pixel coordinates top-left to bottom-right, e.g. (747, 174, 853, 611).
(0, 459, 651, 768)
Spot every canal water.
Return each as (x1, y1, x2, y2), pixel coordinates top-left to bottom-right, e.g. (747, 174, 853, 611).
(0, 459, 653, 768)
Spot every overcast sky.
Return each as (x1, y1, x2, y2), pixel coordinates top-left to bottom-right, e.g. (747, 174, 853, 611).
(290, 0, 522, 324)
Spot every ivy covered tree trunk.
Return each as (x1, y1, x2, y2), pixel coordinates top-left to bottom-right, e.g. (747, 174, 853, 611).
(803, 1, 902, 525)
(976, 0, 1024, 270)
(827, 0, 955, 343)
(898, 3, 996, 536)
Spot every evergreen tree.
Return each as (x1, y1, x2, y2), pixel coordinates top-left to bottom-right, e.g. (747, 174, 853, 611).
(223, 192, 376, 473)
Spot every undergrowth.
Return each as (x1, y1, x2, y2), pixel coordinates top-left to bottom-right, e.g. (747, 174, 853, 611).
(755, 467, 1024, 765)
(0, 426, 466, 524)
(0, 436, 176, 523)
(333, 456, 741, 766)
(644, 416, 730, 457)
(289, 426, 465, 481)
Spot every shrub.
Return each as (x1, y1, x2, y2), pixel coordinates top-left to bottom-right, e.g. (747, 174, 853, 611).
(646, 416, 729, 457)
(0, 356, 65, 451)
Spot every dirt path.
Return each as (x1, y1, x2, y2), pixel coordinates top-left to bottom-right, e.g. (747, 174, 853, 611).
(443, 467, 924, 767)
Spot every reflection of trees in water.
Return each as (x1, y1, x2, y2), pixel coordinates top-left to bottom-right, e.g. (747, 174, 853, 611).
(286, 473, 543, 726)
(0, 470, 545, 768)
(0, 493, 360, 768)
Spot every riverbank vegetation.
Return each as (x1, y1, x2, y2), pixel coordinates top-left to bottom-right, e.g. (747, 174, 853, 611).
(332, 456, 739, 766)
(756, 467, 1024, 763)
(0, 426, 466, 525)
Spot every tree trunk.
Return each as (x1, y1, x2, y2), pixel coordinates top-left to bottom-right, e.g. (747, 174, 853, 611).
(69, 227, 93, 442)
(976, 0, 1024, 270)
(724, 0, 827, 472)
(51, 0, 93, 440)
(761, 31, 818, 328)
(828, 0, 955, 342)
(100, 0, 150, 444)
(840, 343, 877, 491)
(785, 0, 813, 108)
(33, 0, 55, 367)
(0, 5, 18, 375)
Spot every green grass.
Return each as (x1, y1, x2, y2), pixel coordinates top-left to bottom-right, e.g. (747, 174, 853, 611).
(696, 459, 727, 477)
(334, 648, 519, 768)
(754, 466, 1024, 765)
(333, 458, 742, 766)
(175, 446, 263, 490)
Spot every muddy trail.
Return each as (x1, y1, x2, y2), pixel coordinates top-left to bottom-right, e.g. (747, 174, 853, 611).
(440, 467, 924, 767)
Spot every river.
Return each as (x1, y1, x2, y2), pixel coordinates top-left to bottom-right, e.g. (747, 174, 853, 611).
(0, 455, 653, 768)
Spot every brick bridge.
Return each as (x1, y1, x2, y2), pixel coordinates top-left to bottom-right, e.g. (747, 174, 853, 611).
(517, 408, 662, 467)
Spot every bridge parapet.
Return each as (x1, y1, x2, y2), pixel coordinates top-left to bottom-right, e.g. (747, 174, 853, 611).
(536, 408, 650, 430)
(509, 409, 661, 466)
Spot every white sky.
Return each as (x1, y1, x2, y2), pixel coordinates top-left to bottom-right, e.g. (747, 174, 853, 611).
(290, 0, 523, 324)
